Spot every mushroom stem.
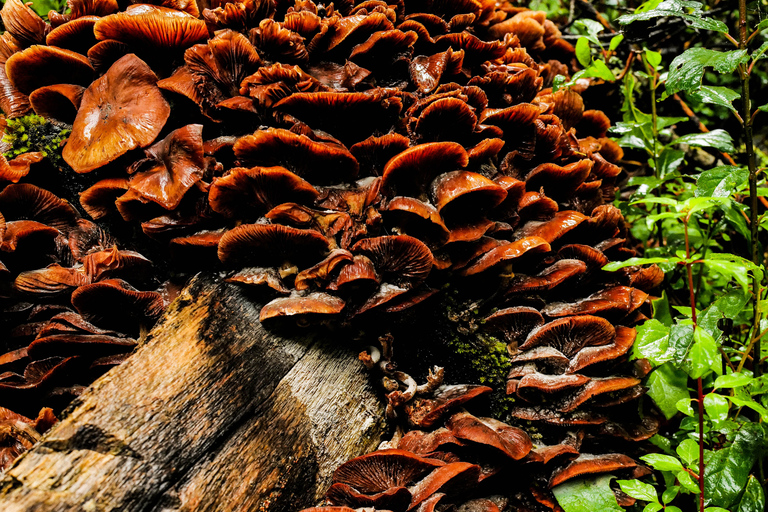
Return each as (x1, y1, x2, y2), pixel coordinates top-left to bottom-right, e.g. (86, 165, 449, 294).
(377, 424, 405, 450)
(416, 366, 445, 395)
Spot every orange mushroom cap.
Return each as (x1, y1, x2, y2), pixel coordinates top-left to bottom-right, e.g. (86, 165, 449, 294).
(6, 45, 94, 95)
(93, 4, 208, 50)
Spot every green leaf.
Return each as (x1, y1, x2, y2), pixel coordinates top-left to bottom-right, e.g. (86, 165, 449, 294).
(572, 18, 605, 42)
(702, 254, 761, 292)
(652, 292, 673, 326)
(704, 422, 764, 507)
(677, 398, 695, 416)
(674, 129, 735, 153)
(576, 37, 592, 67)
(752, 41, 768, 62)
(668, 323, 695, 366)
(704, 393, 730, 421)
(698, 289, 750, 341)
(656, 116, 688, 130)
(714, 372, 753, 389)
(609, 34, 624, 52)
(658, 148, 686, 177)
(666, 48, 749, 96)
(641, 453, 684, 472)
(634, 319, 672, 364)
(644, 503, 664, 512)
(676, 438, 699, 466)
(552, 475, 624, 512)
(646, 49, 662, 68)
(603, 256, 673, 272)
(589, 59, 616, 81)
(617, 479, 658, 502)
(617, 0, 729, 33)
(696, 166, 748, 198)
(758, 104, 768, 113)
(735, 475, 765, 512)
(647, 363, 690, 419)
(684, 327, 721, 378)
(678, 469, 701, 493)
(689, 86, 741, 113)
(727, 396, 768, 421)
(662, 486, 680, 504)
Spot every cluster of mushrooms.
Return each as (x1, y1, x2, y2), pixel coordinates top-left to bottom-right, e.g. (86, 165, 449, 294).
(0, 0, 664, 508)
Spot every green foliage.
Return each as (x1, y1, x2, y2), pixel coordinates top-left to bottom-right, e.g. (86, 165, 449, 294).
(552, 475, 624, 512)
(2, 114, 70, 167)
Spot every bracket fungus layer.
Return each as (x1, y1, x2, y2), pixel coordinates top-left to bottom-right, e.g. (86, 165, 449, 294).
(0, 0, 662, 509)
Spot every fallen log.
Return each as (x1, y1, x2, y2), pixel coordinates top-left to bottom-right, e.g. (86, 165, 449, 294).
(0, 275, 387, 512)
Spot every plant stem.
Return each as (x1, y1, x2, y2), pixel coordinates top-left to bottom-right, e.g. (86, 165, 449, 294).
(738, 0, 761, 379)
(684, 216, 705, 512)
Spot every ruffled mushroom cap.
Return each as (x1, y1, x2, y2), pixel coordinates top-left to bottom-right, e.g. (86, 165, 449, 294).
(517, 191, 558, 220)
(549, 453, 638, 487)
(458, 236, 550, 277)
(45, 15, 99, 54)
(79, 178, 130, 220)
(0, 0, 49, 48)
(28, 84, 85, 124)
(511, 370, 590, 399)
(430, 170, 506, 220)
(326, 483, 412, 510)
(265, 203, 352, 245)
(482, 306, 544, 345)
(82, 246, 152, 282)
(27, 312, 135, 359)
(520, 315, 615, 358)
(68, 0, 120, 19)
(332, 449, 445, 495)
(274, 91, 403, 145)
(294, 249, 354, 291)
(349, 29, 417, 71)
(233, 128, 359, 185)
(13, 264, 90, 296)
(226, 266, 290, 294)
(218, 223, 330, 270)
(0, 152, 45, 184)
(259, 292, 346, 323)
(404, 384, 492, 428)
(542, 286, 648, 319)
(6, 45, 94, 95)
(350, 235, 432, 289)
(120, 124, 205, 211)
(567, 326, 636, 373)
(86, 39, 131, 73)
(409, 48, 464, 94)
(397, 428, 465, 455)
(621, 264, 664, 290)
(382, 142, 468, 197)
(0, 356, 81, 414)
(329, 254, 379, 292)
(240, 62, 325, 108)
(446, 411, 532, 460)
(477, 103, 540, 136)
(0, 406, 57, 470)
(350, 133, 410, 177)
(525, 160, 592, 198)
(504, 259, 587, 295)
(70, 278, 164, 331)
(409, 462, 482, 510)
(93, 4, 208, 51)
(411, 97, 477, 143)
(209, 166, 319, 219)
(381, 197, 451, 248)
(0, 221, 59, 265)
(0, 183, 79, 233)
(63, 54, 171, 174)
(488, 10, 545, 48)
(434, 32, 505, 65)
(515, 211, 588, 245)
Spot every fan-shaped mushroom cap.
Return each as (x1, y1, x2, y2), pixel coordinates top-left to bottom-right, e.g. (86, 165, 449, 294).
(567, 326, 636, 373)
(459, 236, 550, 277)
(70, 278, 164, 330)
(69, 0, 119, 19)
(478, 103, 540, 133)
(329, 254, 379, 292)
(0, 220, 58, 258)
(0, 152, 45, 184)
(483, 306, 544, 344)
(397, 428, 465, 455)
(430, 170, 507, 219)
(120, 124, 204, 211)
(294, 249, 354, 291)
(505, 259, 585, 296)
(63, 54, 171, 174)
(549, 453, 638, 487)
(93, 4, 208, 50)
(332, 449, 445, 494)
(209, 166, 319, 219)
(13, 264, 90, 295)
(226, 266, 289, 294)
(350, 235, 432, 289)
(434, 31, 505, 65)
(520, 315, 615, 357)
(265, 203, 352, 245)
(404, 384, 492, 428)
(240, 62, 325, 107)
(234, 128, 359, 184)
(446, 411, 532, 460)
(28, 84, 84, 124)
(86, 38, 131, 73)
(45, 15, 99, 54)
(560, 376, 642, 412)
(274, 91, 403, 145)
(515, 211, 588, 245)
(82, 246, 152, 282)
(0, 0, 49, 48)
(27, 313, 135, 359)
(382, 197, 450, 248)
(350, 133, 410, 177)
(218, 223, 330, 268)
(517, 191, 558, 220)
(513, 371, 590, 398)
(259, 292, 345, 323)
(543, 286, 648, 319)
(412, 97, 478, 143)
(349, 29, 417, 68)
(409, 48, 464, 94)
(79, 178, 130, 220)
(382, 142, 468, 197)
(525, 160, 593, 198)
(621, 264, 664, 290)
(326, 483, 412, 510)
(6, 45, 94, 95)
(0, 183, 79, 232)
(409, 462, 482, 510)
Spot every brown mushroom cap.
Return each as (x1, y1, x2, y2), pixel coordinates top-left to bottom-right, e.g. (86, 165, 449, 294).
(515, 211, 589, 245)
(409, 462, 482, 510)
(226, 267, 289, 294)
(404, 384, 492, 428)
(0, 0, 48, 48)
(294, 249, 354, 291)
(70, 278, 164, 330)
(82, 246, 152, 282)
(45, 15, 99, 54)
(209, 166, 319, 219)
(28, 84, 85, 124)
(259, 292, 345, 323)
(63, 53, 171, 173)
(0, 183, 79, 233)
(332, 449, 445, 495)
(409, 48, 464, 94)
(233, 128, 359, 184)
(350, 235, 432, 289)
(217, 223, 330, 268)
(6, 45, 94, 95)
(79, 178, 130, 220)
(326, 483, 412, 510)
(86, 38, 131, 73)
(459, 236, 550, 277)
(0, 152, 45, 184)
(483, 306, 544, 344)
(520, 315, 616, 358)
(121, 124, 205, 211)
(542, 286, 649, 319)
(93, 4, 208, 50)
(381, 197, 450, 248)
(446, 410, 532, 460)
(430, 170, 507, 218)
(13, 264, 90, 295)
(549, 453, 638, 487)
(382, 142, 468, 197)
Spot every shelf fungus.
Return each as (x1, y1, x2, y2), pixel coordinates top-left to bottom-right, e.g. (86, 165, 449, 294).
(1, 0, 661, 508)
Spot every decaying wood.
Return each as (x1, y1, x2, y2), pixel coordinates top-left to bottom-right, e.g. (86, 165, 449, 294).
(0, 275, 387, 512)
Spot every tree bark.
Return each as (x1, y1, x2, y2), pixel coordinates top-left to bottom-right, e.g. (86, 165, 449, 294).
(0, 275, 387, 512)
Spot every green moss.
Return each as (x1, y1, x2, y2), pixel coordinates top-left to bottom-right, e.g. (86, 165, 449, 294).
(3, 114, 71, 167)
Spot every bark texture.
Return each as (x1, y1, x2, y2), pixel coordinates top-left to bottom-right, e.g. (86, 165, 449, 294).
(0, 275, 387, 512)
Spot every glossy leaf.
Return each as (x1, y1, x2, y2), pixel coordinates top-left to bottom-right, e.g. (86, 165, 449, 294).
(617, 0, 729, 33)
(677, 470, 700, 494)
(609, 34, 624, 51)
(648, 363, 690, 419)
(735, 475, 765, 512)
(617, 479, 659, 502)
(641, 453, 684, 472)
(658, 148, 686, 177)
(576, 37, 592, 67)
(553, 475, 624, 512)
(684, 327, 721, 378)
(704, 393, 729, 422)
(696, 166, 748, 198)
(714, 372, 753, 389)
(676, 439, 699, 466)
(689, 86, 740, 113)
(673, 129, 735, 153)
(703, 422, 763, 507)
(668, 323, 695, 366)
(666, 49, 749, 96)
(698, 289, 750, 341)
(634, 319, 672, 364)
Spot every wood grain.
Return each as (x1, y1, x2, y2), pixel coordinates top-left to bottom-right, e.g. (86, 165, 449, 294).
(0, 275, 386, 511)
